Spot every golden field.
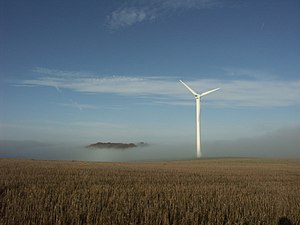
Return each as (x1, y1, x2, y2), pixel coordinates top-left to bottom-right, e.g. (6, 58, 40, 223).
(0, 158, 299, 225)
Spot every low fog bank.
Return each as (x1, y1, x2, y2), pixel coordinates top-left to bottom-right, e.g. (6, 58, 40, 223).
(0, 140, 194, 162)
(0, 140, 81, 160)
(1, 126, 299, 161)
(205, 126, 300, 158)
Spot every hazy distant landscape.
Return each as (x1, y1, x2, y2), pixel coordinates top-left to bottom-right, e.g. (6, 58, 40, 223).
(1, 158, 299, 225)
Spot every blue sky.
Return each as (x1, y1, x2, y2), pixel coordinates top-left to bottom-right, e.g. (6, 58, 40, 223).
(1, 0, 300, 159)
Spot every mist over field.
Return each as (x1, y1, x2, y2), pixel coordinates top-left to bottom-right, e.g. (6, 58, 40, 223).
(205, 125, 300, 158)
(1, 125, 299, 161)
(0, 141, 193, 162)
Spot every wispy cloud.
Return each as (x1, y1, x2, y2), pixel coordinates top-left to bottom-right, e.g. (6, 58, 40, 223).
(19, 67, 300, 108)
(58, 100, 97, 110)
(32, 67, 94, 78)
(108, 8, 148, 29)
(107, 0, 222, 29)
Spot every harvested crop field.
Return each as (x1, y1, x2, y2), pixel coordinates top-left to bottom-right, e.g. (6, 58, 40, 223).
(1, 158, 299, 225)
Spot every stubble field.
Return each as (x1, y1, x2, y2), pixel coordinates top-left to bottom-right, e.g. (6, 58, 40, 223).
(0, 158, 299, 225)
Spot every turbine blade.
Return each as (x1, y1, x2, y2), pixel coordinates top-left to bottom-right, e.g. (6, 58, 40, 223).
(179, 80, 198, 96)
(200, 88, 220, 97)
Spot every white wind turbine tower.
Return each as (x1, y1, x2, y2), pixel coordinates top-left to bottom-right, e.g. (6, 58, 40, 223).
(180, 80, 220, 158)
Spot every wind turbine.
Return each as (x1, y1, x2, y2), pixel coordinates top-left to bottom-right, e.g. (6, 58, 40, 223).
(179, 80, 219, 158)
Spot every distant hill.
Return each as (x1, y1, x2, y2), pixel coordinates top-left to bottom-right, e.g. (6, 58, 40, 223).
(86, 142, 147, 150)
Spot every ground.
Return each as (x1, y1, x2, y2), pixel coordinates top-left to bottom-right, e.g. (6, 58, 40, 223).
(1, 158, 299, 224)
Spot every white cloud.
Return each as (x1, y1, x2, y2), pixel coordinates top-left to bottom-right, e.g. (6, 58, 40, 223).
(19, 67, 300, 108)
(32, 67, 93, 78)
(108, 8, 147, 29)
(58, 100, 97, 110)
(107, 0, 222, 29)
